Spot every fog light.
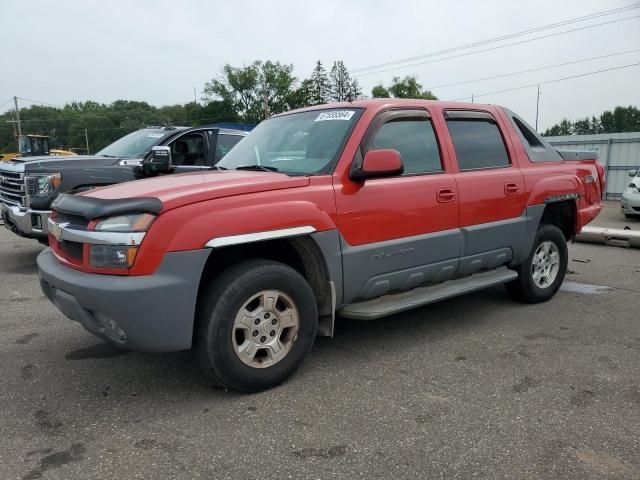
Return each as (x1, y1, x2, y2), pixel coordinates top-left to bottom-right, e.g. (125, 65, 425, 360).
(95, 313, 127, 343)
(31, 214, 42, 230)
(89, 244, 138, 268)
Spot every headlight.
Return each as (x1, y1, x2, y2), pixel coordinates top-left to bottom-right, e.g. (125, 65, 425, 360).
(90, 213, 156, 268)
(26, 173, 61, 197)
(90, 244, 139, 268)
(94, 213, 155, 232)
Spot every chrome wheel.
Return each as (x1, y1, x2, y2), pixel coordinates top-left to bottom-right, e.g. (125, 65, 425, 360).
(232, 290, 300, 368)
(531, 240, 560, 289)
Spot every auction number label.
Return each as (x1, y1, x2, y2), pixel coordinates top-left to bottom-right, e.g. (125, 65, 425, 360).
(315, 110, 355, 122)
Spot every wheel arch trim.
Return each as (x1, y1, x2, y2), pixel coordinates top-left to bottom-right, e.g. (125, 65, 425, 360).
(205, 226, 317, 248)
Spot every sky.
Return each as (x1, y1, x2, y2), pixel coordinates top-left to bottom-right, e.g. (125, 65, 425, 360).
(1, 0, 639, 131)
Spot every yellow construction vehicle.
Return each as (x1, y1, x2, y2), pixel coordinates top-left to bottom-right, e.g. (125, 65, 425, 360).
(0, 134, 76, 161)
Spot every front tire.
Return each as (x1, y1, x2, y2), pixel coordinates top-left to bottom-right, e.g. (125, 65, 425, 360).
(196, 259, 318, 393)
(506, 223, 568, 303)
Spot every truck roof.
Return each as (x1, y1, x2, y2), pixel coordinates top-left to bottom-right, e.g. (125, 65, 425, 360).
(281, 98, 494, 117)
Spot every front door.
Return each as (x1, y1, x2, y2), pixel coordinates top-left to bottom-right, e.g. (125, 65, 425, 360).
(168, 131, 210, 171)
(334, 108, 460, 303)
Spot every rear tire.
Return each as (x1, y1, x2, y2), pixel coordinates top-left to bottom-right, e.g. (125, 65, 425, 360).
(506, 223, 568, 303)
(196, 259, 318, 393)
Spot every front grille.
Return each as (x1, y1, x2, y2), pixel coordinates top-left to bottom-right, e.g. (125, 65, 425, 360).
(59, 240, 84, 261)
(0, 169, 26, 206)
(57, 212, 89, 229)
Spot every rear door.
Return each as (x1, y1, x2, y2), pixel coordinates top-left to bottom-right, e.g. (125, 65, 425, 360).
(334, 108, 460, 303)
(442, 109, 527, 272)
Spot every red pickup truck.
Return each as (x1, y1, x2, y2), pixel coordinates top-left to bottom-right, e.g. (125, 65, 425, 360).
(38, 99, 604, 392)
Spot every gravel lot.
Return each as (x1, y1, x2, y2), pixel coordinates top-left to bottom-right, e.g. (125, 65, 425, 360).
(0, 202, 639, 479)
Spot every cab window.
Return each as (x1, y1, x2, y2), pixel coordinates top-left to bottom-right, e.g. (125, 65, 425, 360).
(369, 118, 442, 174)
(446, 116, 510, 170)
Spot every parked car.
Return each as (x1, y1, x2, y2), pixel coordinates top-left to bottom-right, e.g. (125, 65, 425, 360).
(38, 99, 604, 392)
(0, 125, 248, 242)
(621, 169, 640, 218)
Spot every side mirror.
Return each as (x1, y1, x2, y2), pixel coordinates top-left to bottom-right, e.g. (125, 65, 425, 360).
(628, 169, 638, 177)
(351, 149, 404, 181)
(149, 146, 172, 174)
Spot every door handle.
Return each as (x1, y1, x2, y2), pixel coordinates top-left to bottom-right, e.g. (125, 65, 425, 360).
(504, 183, 520, 195)
(437, 188, 456, 203)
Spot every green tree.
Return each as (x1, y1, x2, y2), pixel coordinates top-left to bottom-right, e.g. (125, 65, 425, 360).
(287, 79, 314, 110)
(329, 61, 352, 102)
(371, 84, 390, 98)
(371, 76, 437, 100)
(308, 60, 331, 105)
(346, 78, 363, 102)
(543, 106, 640, 136)
(573, 117, 591, 135)
(203, 60, 297, 123)
(203, 62, 261, 122)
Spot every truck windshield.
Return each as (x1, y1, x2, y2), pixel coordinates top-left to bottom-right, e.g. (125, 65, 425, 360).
(96, 129, 171, 158)
(217, 108, 362, 175)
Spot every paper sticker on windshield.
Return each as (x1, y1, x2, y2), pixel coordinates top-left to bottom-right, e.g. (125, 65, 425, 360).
(315, 110, 355, 122)
(146, 133, 164, 138)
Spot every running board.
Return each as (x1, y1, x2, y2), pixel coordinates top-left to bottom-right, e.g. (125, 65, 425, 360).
(339, 267, 518, 320)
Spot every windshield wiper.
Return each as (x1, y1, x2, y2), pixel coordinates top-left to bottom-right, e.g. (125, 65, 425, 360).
(213, 165, 228, 170)
(234, 165, 279, 172)
(100, 154, 120, 158)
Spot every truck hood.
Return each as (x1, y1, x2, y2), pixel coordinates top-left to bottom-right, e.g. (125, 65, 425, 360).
(6, 155, 130, 171)
(85, 170, 310, 210)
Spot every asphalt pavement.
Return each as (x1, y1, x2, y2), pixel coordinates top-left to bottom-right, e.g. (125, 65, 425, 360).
(0, 202, 638, 479)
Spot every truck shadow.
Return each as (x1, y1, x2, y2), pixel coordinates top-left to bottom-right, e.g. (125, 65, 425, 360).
(47, 284, 514, 401)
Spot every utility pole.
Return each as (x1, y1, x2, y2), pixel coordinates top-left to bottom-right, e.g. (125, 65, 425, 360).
(84, 128, 90, 155)
(8, 110, 17, 140)
(13, 96, 22, 138)
(535, 84, 541, 131)
(193, 86, 197, 105)
(471, 93, 474, 103)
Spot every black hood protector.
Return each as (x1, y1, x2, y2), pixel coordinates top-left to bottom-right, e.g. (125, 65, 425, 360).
(52, 193, 163, 220)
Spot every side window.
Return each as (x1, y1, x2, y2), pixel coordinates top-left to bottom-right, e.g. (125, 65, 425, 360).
(369, 119, 442, 174)
(170, 132, 206, 167)
(512, 117, 544, 150)
(446, 118, 510, 170)
(215, 134, 243, 162)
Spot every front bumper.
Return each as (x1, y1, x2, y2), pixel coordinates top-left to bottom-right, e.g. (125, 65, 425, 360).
(37, 248, 210, 352)
(621, 190, 640, 214)
(1, 202, 50, 239)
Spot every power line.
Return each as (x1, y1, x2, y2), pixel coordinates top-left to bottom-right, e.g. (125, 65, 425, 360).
(428, 48, 640, 90)
(352, 2, 640, 74)
(449, 61, 640, 101)
(16, 97, 64, 108)
(354, 14, 640, 78)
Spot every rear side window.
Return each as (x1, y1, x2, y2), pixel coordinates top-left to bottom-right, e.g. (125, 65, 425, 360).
(215, 134, 243, 162)
(512, 117, 544, 150)
(369, 119, 442, 174)
(446, 119, 510, 170)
